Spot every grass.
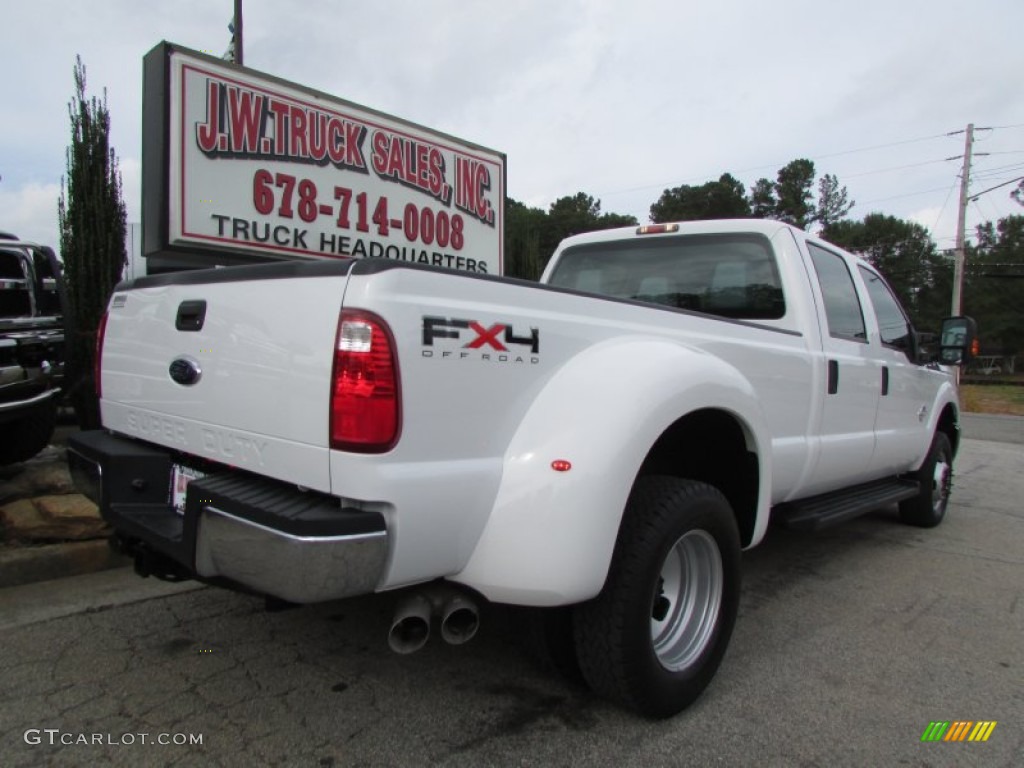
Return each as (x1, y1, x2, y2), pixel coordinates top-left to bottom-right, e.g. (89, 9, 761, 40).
(960, 383, 1024, 416)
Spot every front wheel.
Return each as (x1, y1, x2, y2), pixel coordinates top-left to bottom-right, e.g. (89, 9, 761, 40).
(899, 431, 953, 528)
(573, 477, 741, 718)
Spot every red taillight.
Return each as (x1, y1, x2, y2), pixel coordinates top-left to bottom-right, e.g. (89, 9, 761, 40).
(94, 311, 109, 398)
(330, 310, 401, 452)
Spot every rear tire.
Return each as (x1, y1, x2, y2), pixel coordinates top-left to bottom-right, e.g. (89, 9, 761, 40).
(573, 476, 741, 718)
(0, 397, 57, 466)
(899, 431, 953, 528)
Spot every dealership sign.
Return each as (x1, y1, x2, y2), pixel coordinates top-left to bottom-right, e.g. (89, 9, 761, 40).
(142, 43, 505, 274)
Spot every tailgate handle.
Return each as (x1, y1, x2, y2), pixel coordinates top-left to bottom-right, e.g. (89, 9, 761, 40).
(176, 300, 207, 332)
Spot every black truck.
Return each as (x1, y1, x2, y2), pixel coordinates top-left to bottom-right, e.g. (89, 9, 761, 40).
(0, 234, 66, 465)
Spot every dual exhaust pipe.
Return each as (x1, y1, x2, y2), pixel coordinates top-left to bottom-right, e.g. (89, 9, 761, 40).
(388, 585, 480, 654)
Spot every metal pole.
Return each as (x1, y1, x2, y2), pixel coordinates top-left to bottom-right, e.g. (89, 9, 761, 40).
(950, 123, 974, 315)
(234, 0, 244, 66)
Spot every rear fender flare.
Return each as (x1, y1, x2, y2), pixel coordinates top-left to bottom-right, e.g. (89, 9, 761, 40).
(453, 336, 770, 605)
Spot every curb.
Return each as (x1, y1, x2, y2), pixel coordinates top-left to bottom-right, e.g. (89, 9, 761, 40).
(1, 422, 130, 589)
(960, 413, 1024, 445)
(0, 538, 130, 589)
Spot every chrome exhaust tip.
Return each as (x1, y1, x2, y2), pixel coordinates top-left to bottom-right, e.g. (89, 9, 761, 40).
(440, 594, 479, 645)
(387, 593, 432, 654)
(386, 584, 482, 653)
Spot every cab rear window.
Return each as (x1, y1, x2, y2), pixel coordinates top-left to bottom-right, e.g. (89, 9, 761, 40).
(546, 233, 785, 320)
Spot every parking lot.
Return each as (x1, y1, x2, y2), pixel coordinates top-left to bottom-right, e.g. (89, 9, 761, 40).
(0, 433, 1021, 767)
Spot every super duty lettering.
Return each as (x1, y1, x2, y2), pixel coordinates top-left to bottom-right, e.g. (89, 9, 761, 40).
(69, 219, 977, 718)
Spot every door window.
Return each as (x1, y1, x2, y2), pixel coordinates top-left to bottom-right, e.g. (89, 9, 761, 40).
(808, 243, 866, 341)
(858, 266, 913, 353)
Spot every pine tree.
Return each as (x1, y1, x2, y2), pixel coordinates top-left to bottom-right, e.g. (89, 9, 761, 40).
(58, 56, 127, 429)
(815, 173, 854, 228)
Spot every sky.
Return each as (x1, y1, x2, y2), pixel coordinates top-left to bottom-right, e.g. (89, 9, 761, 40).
(3, 0, 1024, 259)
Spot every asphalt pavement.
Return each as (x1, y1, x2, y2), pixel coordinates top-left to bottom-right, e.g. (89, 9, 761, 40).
(961, 412, 1024, 444)
(0, 433, 1021, 767)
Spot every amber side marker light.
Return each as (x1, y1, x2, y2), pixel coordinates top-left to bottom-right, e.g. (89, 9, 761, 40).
(636, 223, 680, 235)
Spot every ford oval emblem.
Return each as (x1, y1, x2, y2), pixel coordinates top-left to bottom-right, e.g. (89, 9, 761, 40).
(169, 357, 202, 386)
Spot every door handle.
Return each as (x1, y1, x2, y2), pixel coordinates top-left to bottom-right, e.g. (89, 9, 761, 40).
(827, 359, 839, 395)
(881, 366, 890, 396)
(175, 300, 207, 332)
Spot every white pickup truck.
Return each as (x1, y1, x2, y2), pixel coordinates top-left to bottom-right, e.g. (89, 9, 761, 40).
(68, 219, 976, 717)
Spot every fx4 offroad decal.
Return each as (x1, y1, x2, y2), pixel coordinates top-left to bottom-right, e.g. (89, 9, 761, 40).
(421, 316, 540, 363)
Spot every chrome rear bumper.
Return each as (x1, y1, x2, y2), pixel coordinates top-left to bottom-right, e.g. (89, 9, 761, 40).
(194, 506, 387, 603)
(67, 430, 389, 604)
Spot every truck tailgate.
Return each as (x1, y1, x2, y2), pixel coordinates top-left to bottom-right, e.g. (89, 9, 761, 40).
(100, 266, 352, 493)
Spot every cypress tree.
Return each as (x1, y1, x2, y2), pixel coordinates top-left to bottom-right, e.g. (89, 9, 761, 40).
(58, 56, 127, 429)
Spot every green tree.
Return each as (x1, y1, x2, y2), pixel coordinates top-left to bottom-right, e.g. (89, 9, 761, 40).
(538, 192, 636, 270)
(504, 197, 546, 280)
(822, 213, 950, 331)
(503, 193, 637, 279)
(597, 209, 639, 230)
(748, 160, 852, 230)
(543, 192, 603, 255)
(815, 173, 855, 228)
(649, 173, 751, 223)
(58, 56, 127, 429)
(965, 216, 1024, 356)
(1011, 180, 1023, 207)
(773, 159, 817, 229)
(749, 178, 777, 219)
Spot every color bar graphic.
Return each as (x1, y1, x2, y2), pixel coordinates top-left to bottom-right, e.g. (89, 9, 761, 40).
(921, 721, 997, 742)
(968, 722, 997, 742)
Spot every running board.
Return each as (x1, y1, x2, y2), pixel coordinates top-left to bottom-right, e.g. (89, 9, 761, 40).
(775, 479, 921, 531)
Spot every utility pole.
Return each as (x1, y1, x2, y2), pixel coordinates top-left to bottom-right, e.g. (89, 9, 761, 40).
(950, 124, 974, 316)
(234, 0, 244, 66)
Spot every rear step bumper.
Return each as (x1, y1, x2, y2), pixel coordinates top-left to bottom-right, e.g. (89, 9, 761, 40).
(67, 430, 388, 603)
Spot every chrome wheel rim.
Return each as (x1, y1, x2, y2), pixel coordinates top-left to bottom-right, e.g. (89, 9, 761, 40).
(933, 456, 952, 515)
(651, 529, 723, 672)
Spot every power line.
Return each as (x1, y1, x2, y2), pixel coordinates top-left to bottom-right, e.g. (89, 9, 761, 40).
(601, 126, 1023, 244)
(855, 185, 954, 205)
(930, 179, 959, 235)
(973, 160, 1024, 172)
(972, 164, 1024, 181)
(808, 132, 951, 161)
(838, 242, 938, 255)
(842, 158, 951, 180)
(970, 175, 1024, 201)
(972, 198, 1000, 228)
(599, 130, 955, 197)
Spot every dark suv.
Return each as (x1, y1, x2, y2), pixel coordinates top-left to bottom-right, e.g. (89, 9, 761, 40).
(0, 233, 66, 465)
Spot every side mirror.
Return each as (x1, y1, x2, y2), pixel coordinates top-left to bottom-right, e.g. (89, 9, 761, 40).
(938, 316, 978, 366)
